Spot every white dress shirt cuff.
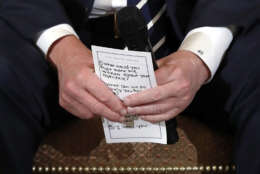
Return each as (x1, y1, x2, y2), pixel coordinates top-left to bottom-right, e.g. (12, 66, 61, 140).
(179, 27, 233, 82)
(112, 0, 127, 8)
(36, 24, 79, 56)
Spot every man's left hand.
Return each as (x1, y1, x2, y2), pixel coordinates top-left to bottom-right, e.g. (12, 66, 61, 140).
(123, 50, 210, 123)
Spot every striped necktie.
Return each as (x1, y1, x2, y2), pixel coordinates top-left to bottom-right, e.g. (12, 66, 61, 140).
(128, 0, 170, 59)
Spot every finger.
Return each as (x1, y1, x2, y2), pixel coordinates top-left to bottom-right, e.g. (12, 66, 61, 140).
(140, 108, 180, 123)
(83, 71, 127, 115)
(60, 92, 94, 119)
(72, 88, 124, 122)
(154, 65, 175, 85)
(124, 81, 181, 107)
(157, 57, 166, 68)
(127, 97, 179, 115)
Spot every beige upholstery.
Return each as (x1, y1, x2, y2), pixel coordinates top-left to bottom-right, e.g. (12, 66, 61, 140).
(33, 116, 235, 173)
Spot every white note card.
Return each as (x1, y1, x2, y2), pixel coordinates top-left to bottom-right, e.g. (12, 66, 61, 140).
(92, 45, 167, 144)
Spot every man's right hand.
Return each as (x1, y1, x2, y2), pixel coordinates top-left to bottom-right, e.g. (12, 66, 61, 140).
(48, 35, 126, 122)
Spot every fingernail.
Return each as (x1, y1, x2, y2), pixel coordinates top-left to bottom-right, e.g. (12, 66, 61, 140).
(127, 107, 135, 114)
(120, 109, 127, 116)
(123, 98, 130, 105)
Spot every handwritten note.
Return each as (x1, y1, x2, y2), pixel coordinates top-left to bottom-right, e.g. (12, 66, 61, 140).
(92, 45, 167, 144)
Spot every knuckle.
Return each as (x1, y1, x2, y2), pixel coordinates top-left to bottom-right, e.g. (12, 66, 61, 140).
(92, 102, 105, 114)
(98, 94, 110, 104)
(152, 90, 162, 101)
(75, 70, 86, 81)
(182, 94, 192, 102)
(64, 81, 76, 93)
(177, 80, 191, 94)
(173, 67, 184, 77)
(180, 79, 191, 90)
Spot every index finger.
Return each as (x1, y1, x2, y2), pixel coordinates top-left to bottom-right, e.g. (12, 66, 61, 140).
(123, 82, 178, 107)
(84, 71, 127, 115)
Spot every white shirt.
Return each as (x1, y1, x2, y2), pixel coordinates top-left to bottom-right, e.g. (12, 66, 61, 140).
(36, 0, 233, 82)
(90, 0, 127, 17)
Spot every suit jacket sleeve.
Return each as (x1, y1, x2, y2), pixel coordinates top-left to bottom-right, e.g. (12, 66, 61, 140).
(187, 0, 260, 32)
(0, 0, 94, 42)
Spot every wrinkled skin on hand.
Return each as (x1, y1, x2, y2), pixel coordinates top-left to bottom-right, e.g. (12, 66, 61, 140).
(124, 50, 210, 123)
(48, 36, 126, 122)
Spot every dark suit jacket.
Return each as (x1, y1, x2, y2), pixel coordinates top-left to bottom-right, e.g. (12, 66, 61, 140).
(0, 0, 259, 46)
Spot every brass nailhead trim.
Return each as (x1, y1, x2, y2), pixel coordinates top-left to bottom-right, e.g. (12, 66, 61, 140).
(32, 165, 236, 173)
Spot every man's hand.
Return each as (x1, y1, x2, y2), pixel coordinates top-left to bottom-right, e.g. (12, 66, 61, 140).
(123, 50, 210, 123)
(48, 35, 126, 122)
